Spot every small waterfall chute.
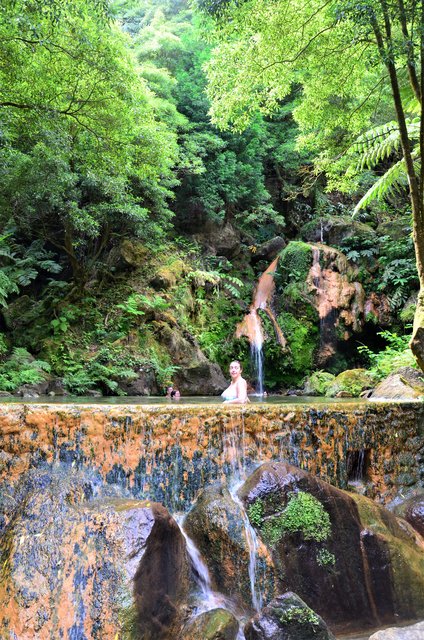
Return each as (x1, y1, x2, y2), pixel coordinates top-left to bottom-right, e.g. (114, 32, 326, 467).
(236, 257, 286, 395)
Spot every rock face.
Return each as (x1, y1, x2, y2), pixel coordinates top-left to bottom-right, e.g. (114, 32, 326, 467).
(0, 465, 192, 639)
(181, 608, 239, 640)
(238, 462, 424, 633)
(244, 592, 336, 640)
(154, 321, 227, 395)
(184, 483, 277, 611)
(371, 367, 424, 400)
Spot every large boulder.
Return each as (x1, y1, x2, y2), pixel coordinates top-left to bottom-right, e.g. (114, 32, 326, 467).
(244, 592, 336, 640)
(301, 216, 376, 247)
(181, 608, 239, 640)
(369, 620, 424, 639)
(0, 465, 193, 639)
(134, 504, 193, 639)
(238, 462, 424, 634)
(153, 321, 226, 394)
(184, 483, 277, 611)
(118, 365, 160, 396)
(325, 368, 376, 397)
(370, 367, 424, 400)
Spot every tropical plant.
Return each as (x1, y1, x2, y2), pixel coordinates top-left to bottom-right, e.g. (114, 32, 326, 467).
(358, 329, 417, 380)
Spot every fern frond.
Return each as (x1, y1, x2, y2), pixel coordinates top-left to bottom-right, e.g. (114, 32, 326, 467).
(353, 158, 409, 215)
(352, 119, 419, 171)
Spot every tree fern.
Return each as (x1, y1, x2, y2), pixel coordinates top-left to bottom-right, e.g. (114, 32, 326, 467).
(351, 118, 420, 215)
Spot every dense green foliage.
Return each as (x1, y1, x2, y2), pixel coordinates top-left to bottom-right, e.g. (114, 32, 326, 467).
(0, 0, 421, 395)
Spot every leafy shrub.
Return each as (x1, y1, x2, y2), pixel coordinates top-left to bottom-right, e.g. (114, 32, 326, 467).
(358, 330, 416, 380)
(0, 348, 50, 392)
(303, 370, 335, 395)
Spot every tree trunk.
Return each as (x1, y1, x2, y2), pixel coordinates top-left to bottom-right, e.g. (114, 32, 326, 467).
(410, 191, 424, 370)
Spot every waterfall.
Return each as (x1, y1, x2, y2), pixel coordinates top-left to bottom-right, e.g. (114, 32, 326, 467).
(230, 488, 264, 613)
(236, 256, 286, 395)
(178, 517, 247, 639)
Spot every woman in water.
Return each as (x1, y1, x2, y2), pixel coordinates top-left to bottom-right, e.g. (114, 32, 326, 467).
(221, 360, 249, 404)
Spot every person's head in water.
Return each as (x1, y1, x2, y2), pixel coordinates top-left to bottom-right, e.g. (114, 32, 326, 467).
(166, 386, 173, 397)
(229, 360, 243, 381)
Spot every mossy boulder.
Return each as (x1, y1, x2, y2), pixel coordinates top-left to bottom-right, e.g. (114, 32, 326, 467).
(302, 371, 336, 396)
(278, 241, 314, 284)
(244, 592, 336, 640)
(300, 216, 376, 247)
(150, 258, 187, 291)
(181, 608, 239, 640)
(326, 368, 376, 397)
(238, 461, 424, 634)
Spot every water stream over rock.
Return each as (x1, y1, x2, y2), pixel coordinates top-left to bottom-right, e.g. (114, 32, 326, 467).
(236, 257, 286, 394)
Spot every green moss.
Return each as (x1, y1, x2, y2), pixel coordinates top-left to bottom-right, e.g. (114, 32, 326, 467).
(262, 312, 319, 389)
(278, 606, 320, 627)
(325, 368, 376, 397)
(261, 491, 331, 546)
(278, 241, 313, 284)
(316, 548, 336, 567)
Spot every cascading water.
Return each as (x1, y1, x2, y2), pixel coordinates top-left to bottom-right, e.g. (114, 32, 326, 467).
(230, 488, 264, 613)
(236, 257, 286, 395)
(178, 519, 226, 614)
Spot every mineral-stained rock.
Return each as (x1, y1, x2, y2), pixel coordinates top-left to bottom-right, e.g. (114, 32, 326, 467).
(180, 608, 239, 640)
(369, 620, 424, 639)
(244, 592, 336, 640)
(370, 366, 424, 400)
(0, 465, 191, 640)
(184, 483, 277, 611)
(238, 462, 424, 634)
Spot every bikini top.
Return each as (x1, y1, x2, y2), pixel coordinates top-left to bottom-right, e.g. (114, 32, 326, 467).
(221, 385, 238, 401)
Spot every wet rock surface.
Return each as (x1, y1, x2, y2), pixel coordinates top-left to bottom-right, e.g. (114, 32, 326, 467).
(184, 483, 277, 610)
(0, 402, 423, 509)
(238, 462, 424, 633)
(0, 465, 187, 639)
(133, 503, 193, 640)
(180, 608, 239, 640)
(399, 495, 424, 538)
(244, 591, 336, 640)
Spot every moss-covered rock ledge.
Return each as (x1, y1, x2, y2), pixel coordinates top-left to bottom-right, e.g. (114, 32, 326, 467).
(0, 401, 423, 509)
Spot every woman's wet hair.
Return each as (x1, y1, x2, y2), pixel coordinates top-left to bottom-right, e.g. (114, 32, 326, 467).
(229, 360, 242, 369)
